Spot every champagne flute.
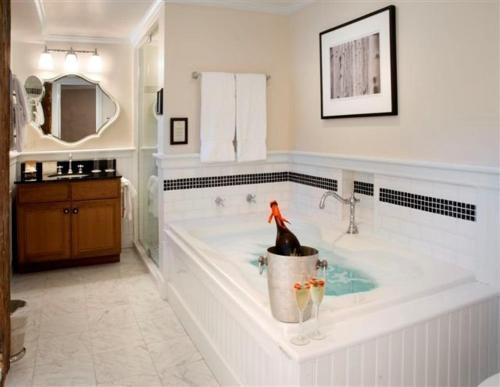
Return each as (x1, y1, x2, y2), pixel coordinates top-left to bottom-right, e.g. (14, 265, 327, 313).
(309, 278, 326, 340)
(291, 282, 311, 346)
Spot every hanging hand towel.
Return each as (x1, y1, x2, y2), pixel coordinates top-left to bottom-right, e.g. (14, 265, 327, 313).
(200, 72, 236, 162)
(10, 74, 28, 152)
(121, 177, 137, 222)
(235, 73, 267, 162)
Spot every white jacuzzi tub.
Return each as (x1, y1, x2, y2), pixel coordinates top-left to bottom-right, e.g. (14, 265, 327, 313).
(168, 213, 473, 324)
(164, 213, 498, 386)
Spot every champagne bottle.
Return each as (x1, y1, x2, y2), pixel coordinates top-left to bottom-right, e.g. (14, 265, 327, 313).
(268, 201, 302, 256)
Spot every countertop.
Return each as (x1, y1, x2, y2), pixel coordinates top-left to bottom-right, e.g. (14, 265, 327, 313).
(15, 173, 122, 184)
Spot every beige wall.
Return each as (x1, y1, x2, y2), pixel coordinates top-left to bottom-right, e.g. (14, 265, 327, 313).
(290, 1, 499, 167)
(164, 4, 292, 154)
(11, 41, 133, 151)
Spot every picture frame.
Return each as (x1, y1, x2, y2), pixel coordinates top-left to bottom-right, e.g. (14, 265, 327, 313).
(170, 117, 188, 145)
(156, 88, 163, 115)
(319, 5, 398, 119)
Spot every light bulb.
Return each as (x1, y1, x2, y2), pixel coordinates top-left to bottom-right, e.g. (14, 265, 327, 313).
(38, 46, 53, 70)
(88, 50, 102, 73)
(64, 48, 79, 72)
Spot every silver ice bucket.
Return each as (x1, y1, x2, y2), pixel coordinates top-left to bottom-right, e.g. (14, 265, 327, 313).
(258, 246, 328, 323)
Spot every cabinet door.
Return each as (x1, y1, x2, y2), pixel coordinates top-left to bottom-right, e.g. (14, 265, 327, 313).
(17, 202, 72, 263)
(71, 199, 121, 259)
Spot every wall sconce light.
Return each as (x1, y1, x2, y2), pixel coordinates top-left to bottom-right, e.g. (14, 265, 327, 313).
(64, 47, 79, 72)
(39, 45, 102, 73)
(88, 49, 102, 73)
(38, 45, 54, 70)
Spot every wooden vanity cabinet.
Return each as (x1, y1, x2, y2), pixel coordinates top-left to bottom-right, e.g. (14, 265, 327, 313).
(15, 178, 121, 272)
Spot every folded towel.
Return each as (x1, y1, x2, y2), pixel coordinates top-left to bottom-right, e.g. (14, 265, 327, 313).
(235, 73, 267, 162)
(147, 175, 159, 218)
(200, 72, 236, 163)
(121, 177, 137, 222)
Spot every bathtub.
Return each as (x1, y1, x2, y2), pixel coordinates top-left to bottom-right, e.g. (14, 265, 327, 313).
(164, 213, 499, 386)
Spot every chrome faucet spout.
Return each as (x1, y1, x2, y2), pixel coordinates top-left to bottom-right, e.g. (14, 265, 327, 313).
(68, 153, 73, 175)
(319, 191, 348, 208)
(319, 190, 360, 234)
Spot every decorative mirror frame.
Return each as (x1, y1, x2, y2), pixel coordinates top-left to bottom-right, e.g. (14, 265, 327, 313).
(29, 73, 120, 146)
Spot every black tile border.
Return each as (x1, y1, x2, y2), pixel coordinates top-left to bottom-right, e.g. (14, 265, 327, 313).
(163, 173, 477, 222)
(379, 188, 476, 222)
(354, 181, 374, 196)
(163, 171, 337, 192)
(289, 172, 337, 191)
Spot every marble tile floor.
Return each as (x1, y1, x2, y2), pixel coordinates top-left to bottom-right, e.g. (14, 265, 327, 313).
(6, 248, 219, 387)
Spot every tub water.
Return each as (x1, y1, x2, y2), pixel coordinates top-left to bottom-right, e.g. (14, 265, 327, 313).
(249, 251, 377, 297)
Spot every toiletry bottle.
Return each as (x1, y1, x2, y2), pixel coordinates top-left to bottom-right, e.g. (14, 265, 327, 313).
(268, 200, 302, 256)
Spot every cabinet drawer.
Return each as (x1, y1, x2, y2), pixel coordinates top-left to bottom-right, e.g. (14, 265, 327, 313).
(17, 183, 70, 204)
(71, 179, 120, 201)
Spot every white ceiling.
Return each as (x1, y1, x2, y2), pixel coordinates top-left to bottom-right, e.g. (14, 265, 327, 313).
(11, 0, 314, 43)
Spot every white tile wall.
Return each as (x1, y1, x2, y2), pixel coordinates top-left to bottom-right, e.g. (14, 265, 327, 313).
(289, 163, 343, 225)
(163, 182, 291, 221)
(162, 158, 291, 222)
(373, 174, 498, 285)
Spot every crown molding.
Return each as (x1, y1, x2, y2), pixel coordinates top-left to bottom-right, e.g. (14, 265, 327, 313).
(130, 0, 164, 46)
(33, 0, 46, 34)
(43, 34, 129, 45)
(165, 0, 314, 15)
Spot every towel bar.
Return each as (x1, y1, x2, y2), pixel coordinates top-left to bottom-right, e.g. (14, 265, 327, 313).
(192, 71, 271, 81)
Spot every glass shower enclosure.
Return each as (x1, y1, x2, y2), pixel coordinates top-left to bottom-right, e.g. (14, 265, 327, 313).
(137, 31, 159, 265)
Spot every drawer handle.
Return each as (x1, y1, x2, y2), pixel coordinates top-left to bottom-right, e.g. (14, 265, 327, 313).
(63, 208, 70, 214)
(72, 208, 79, 214)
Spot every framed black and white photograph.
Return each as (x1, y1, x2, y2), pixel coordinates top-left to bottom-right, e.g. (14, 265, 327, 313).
(319, 5, 397, 119)
(170, 117, 188, 145)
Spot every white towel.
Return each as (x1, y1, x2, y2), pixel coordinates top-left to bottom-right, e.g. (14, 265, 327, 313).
(10, 74, 28, 152)
(236, 73, 267, 162)
(121, 177, 137, 222)
(147, 175, 159, 218)
(200, 72, 236, 163)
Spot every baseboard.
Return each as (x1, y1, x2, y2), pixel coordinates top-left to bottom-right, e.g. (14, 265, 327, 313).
(167, 282, 241, 387)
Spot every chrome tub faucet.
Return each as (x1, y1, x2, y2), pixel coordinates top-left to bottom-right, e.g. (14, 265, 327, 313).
(319, 190, 360, 234)
(246, 194, 256, 204)
(215, 196, 225, 207)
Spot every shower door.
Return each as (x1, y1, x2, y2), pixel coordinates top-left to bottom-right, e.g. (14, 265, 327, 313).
(137, 35, 159, 265)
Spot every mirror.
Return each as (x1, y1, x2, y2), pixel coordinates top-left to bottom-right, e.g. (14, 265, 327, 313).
(24, 75, 44, 100)
(25, 74, 119, 143)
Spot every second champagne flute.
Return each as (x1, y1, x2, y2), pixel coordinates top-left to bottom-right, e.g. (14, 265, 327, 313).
(309, 278, 326, 340)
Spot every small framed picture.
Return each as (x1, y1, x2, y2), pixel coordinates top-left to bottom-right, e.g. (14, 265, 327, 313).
(170, 118, 188, 145)
(319, 5, 397, 119)
(156, 89, 163, 115)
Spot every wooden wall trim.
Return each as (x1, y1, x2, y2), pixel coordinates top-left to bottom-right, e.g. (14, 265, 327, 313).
(0, 0, 11, 383)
